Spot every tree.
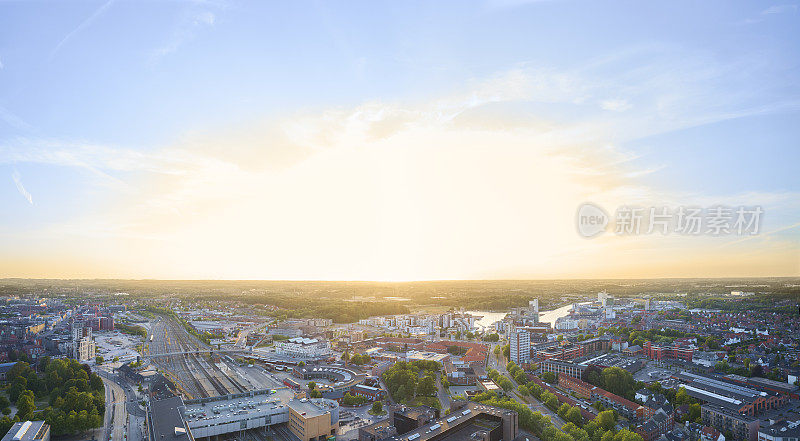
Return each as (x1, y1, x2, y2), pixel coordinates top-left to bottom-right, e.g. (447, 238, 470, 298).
(542, 372, 557, 383)
(95, 356, 104, 365)
(417, 376, 437, 396)
(370, 401, 384, 415)
(602, 367, 635, 399)
(688, 403, 701, 423)
(307, 382, 317, 390)
(595, 410, 616, 431)
(566, 406, 584, 426)
(309, 389, 322, 398)
(16, 390, 35, 421)
(498, 377, 514, 392)
(543, 392, 559, 410)
(675, 387, 690, 405)
(483, 333, 500, 342)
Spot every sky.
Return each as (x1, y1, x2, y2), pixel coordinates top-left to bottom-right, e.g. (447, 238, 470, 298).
(0, 0, 798, 280)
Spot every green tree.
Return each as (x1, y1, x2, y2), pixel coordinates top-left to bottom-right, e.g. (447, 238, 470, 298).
(595, 410, 616, 431)
(566, 406, 584, 426)
(417, 376, 437, 396)
(675, 387, 690, 405)
(16, 390, 35, 421)
(558, 403, 571, 419)
(602, 367, 635, 399)
(370, 401, 384, 415)
(688, 403, 701, 423)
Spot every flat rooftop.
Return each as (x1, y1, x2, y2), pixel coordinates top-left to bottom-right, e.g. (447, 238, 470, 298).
(149, 396, 192, 441)
(182, 389, 282, 424)
(287, 398, 338, 418)
(380, 402, 515, 441)
(1, 422, 48, 441)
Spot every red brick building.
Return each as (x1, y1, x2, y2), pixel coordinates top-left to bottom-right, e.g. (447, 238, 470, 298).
(558, 375, 595, 398)
(644, 340, 694, 362)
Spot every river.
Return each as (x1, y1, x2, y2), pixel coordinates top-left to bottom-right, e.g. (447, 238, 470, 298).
(467, 303, 575, 330)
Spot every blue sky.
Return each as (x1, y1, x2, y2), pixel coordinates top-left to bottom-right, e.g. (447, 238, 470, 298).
(0, 0, 798, 279)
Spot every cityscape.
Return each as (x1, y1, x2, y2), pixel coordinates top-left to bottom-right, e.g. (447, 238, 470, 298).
(0, 281, 796, 441)
(1, 1, 799, 441)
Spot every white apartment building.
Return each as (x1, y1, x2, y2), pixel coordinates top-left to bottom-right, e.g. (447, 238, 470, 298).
(509, 326, 531, 365)
(275, 337, 330, 359)
(74, 336, 96, 361)
(71, 323, 96, 361)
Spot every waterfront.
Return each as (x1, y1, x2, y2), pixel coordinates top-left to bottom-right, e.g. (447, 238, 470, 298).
(468, 303, 575, 330)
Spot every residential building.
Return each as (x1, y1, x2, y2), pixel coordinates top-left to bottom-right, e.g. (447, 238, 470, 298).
(509, 326, 531, 365)
(645, 341, 694, 362)
(758, 419, 800, 441)
(701, 405, 759, 441)
(539, 359, 588, 379)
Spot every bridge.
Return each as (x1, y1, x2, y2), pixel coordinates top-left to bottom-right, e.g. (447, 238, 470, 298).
(145, 349, 241, 358)
(234, 322, 270, 350)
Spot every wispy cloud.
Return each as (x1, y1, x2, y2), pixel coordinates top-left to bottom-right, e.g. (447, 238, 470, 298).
(0, 106, 33, 131)
(11, 169, 33, 205)
(50, 0, 116, 61)
(600, 99, 631, 112)
(149, 10, 216, 65)
(737, 4, 797, 25)
(762, 4, 798, 14)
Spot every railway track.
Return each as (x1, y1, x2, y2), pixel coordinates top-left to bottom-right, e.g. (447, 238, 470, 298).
(149, 316, 248, 398)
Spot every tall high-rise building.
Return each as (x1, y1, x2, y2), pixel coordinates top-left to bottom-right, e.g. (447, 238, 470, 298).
(71, 322, 96, 361)
(529, 299, 539, 313)
(598, 291, 613, 308)
(509, 326, 531, 365)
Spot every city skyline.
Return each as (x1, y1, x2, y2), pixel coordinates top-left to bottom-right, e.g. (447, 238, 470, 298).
(1, 1, 799, 280)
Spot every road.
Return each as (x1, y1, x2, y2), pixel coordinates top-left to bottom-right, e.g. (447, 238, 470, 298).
(102, 375, 127, 441)
(97, 366, 147, 441)
(490, 349, 566, 429)
(435, 375, 450, 412)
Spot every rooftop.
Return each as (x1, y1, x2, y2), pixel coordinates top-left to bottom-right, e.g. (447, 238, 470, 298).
(0, 422, 48, 441)
(287, 398, 338, 418)
(149, 396, 192, 441)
